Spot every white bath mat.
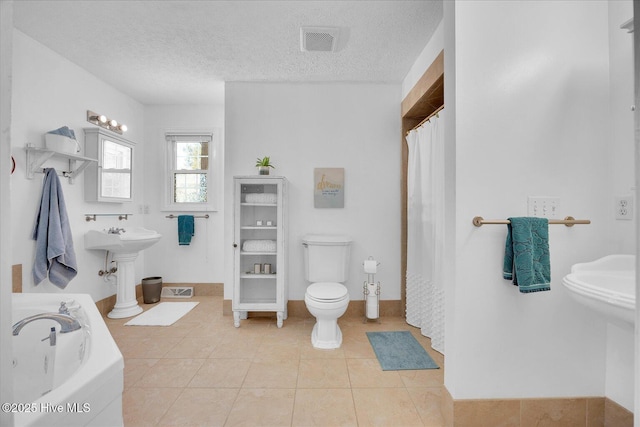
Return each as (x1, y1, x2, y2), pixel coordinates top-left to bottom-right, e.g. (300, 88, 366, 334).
(125, 302, 199, 326)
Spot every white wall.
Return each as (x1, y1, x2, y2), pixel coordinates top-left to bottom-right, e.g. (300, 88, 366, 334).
(1, 2, 14, 425)
(609, 0, 636, 254)
(446, 0, 614, 400)
(605, 0, 636, 412)
(10, 30, 146, 302)
(402, 19, 443, 100)
(225, 82, 401, 301)
(143, 104, 226, 283)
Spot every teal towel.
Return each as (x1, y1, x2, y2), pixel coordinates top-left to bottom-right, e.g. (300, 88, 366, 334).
(503, 217, 550, 293)
(178, 215, 195, 245)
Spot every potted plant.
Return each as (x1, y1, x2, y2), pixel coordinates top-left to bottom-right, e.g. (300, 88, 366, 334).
(256, 156, 275, 175)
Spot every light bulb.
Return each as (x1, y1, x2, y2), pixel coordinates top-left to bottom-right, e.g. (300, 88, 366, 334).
(119, 124, 128, 133)
(98, 115, 107, 123)
(109, 119, 118, 127)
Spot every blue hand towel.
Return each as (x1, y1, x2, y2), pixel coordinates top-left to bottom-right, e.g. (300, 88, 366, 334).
(32, 168, 78, 288)
(178, 215, 195, 245)
(503, 217, 550, 293)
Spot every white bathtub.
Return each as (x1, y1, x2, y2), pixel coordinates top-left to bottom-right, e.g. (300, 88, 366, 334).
(11, 293, 123, 427)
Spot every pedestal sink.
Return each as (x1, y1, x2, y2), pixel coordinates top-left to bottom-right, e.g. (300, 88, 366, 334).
(562, 255, 635, 328)
(85, 227, 162, 318)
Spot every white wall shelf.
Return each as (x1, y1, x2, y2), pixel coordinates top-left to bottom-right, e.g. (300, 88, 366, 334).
(25, 145, 97, 184)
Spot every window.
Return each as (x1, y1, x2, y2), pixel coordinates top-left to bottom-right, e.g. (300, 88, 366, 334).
(164, 131, 220, 211)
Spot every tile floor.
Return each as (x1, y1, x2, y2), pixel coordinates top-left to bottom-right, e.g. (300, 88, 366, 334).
(105, 296, 445, 426)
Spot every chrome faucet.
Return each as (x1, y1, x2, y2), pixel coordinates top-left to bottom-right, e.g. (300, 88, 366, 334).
(12, 313, 82, 336)
(108, 227, 126, 235)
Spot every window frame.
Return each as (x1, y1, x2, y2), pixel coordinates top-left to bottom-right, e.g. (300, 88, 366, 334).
(163, 129, 221, 212)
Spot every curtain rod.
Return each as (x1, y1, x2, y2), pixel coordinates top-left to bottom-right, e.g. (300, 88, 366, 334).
(165, 214, 210, 219)
(405, 104, 445, 136)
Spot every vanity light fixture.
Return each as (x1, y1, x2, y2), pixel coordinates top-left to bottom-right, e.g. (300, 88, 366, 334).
(86, 110, 127, 135)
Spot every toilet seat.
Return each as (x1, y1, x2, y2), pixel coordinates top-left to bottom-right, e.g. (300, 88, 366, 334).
(306, 282, 348, 303)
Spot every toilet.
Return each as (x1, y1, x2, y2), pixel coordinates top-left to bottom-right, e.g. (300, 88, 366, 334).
(302, 234, 352, 349)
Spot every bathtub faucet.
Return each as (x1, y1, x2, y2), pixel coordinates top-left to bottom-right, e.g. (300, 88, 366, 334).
(12, 313, 82, 336)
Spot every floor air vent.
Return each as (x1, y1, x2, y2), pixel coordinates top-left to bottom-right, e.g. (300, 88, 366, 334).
(161, 287, 194, 298)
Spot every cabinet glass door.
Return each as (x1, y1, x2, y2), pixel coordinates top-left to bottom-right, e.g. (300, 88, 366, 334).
(237, 182, 280, 305)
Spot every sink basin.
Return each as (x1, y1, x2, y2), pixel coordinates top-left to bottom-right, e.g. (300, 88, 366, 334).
(562, 255, 635, 328)
(85, 227, 162, 253)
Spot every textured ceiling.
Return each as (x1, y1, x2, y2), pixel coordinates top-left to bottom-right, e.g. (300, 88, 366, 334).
(13, 0, 443, 105)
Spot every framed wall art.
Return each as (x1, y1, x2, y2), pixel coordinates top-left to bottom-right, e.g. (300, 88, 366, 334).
(314, 168, 344, 208)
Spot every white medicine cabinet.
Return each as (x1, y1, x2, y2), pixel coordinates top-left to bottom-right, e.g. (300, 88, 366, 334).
(84, 128, 135, 203)
(233, 176, 288, 328)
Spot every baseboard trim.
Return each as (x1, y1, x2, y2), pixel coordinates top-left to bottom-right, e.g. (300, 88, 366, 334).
(222, 299, 402, 318)
(95, 282, 223, 318)
(441, 385, 633, 426)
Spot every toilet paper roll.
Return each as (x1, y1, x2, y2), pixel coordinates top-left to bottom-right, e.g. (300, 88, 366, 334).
(364, 259, 377, 274)
(366, 283, 379, 319)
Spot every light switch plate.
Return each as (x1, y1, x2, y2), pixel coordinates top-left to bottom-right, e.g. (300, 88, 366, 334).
(527, 197, 560, 218)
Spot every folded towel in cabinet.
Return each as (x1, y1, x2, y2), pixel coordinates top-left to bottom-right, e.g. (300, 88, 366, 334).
(503, 217, 550, 293)
(245, 193, 277, 204)
(242, 240, 276, 252)
(33, 168, 78, 288)
(178, 215, 195, 245)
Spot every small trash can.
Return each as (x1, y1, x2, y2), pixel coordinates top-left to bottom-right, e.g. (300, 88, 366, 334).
(142, 277, 162, 304)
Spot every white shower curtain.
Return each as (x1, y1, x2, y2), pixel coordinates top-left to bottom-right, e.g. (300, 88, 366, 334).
(405, 109, 445, 354)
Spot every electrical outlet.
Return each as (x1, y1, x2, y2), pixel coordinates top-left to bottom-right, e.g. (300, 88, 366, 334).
(615, 195, 633, 220)
(528, 197, 560, 218)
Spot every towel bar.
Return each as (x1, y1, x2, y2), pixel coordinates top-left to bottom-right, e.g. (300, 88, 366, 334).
(473, 216, 590, 227)
(165, 214, 210, 219)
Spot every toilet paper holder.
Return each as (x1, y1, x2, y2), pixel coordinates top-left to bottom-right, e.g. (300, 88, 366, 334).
(363, 256, 381, 323)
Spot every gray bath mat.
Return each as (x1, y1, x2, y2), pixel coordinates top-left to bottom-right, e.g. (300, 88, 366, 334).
(366, 331, 439, 371)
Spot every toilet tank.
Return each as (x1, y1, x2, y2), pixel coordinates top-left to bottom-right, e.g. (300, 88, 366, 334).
(303, 234, 352, 283)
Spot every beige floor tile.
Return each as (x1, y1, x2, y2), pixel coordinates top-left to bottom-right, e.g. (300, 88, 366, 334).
(163, 336, 221, 358)
(299, 341, 346, 359)
(341, 334, 376, 359)
(224, 388, 296, 426)
(352, 388, 424, 427)
(347, 358, 404, 388)
(292, 388, 358, 427)
(136, 358, 205, 388)
(123, 358, 159, 390)
(105, 298, 446, 427)
(297, 359, 351, 389)
(255, 339, 302, 359)
(209, 332, 264, 359)
(406, 387, 445, 426)
(158, 388, 238, 427)
(188, 358, 251, 388)
(149, 321, 204, 338)
(123, 386, 182, 427)
(399, 368, 444, 388)
(122, 336, 183, 359)
(243, 358, 299, 388)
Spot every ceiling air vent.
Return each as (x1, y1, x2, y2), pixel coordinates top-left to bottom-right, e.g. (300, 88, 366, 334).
(300, 27, 339, 52)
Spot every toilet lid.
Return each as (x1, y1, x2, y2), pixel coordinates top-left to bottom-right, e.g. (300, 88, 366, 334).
(307, 282, 348, 302)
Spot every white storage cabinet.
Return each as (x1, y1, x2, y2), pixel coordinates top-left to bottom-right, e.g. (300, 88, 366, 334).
(233, 176, 288, 327)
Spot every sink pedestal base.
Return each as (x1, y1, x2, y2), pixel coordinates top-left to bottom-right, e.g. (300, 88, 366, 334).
(108, 252, 143, 319)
